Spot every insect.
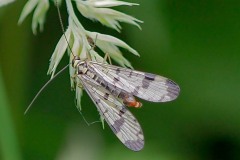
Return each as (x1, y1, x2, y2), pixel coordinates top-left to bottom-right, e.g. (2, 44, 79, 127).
(25, 49, 179, 152)
(25, 0, 180, 152)
(71, 55, 180, 151)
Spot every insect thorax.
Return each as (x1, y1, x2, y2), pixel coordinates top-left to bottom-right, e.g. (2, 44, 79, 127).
(75, 62, 126, 98)
(72, 57, 88, 75)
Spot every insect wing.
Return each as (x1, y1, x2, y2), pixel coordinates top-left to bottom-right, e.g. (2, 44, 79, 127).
(90, 62, 180, 102)
(79, 75, 144, 151)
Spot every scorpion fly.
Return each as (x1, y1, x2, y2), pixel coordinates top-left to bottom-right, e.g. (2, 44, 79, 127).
(71, 55, 180, 151)
(26, 0, 180, 152)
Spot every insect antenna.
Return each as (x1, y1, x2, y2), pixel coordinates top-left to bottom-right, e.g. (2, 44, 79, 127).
(25, 0, 73, 115)
(55, 0, 74, 57)
(55, 1, 104, 125)
(24, 65, 69, 115)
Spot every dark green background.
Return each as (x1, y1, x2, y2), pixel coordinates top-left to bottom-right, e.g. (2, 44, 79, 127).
(1, 0, 240, 160)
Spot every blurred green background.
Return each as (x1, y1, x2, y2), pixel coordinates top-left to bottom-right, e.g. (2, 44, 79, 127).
(1, 0, 240, 160)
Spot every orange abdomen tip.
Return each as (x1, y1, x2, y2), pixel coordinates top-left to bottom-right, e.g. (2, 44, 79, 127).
(126, 100, 142, 108)
(134, 101, 142, 108)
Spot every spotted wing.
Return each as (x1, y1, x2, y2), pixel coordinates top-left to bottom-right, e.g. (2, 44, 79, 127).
(79, 74, 144, 151)
(90, 62, 180, 102)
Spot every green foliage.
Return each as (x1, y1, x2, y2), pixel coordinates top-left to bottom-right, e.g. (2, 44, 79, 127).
(1, 0, 240, 160)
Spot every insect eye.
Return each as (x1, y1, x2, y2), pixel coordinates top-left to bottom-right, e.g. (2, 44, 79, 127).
(72, 56, 82, 67)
